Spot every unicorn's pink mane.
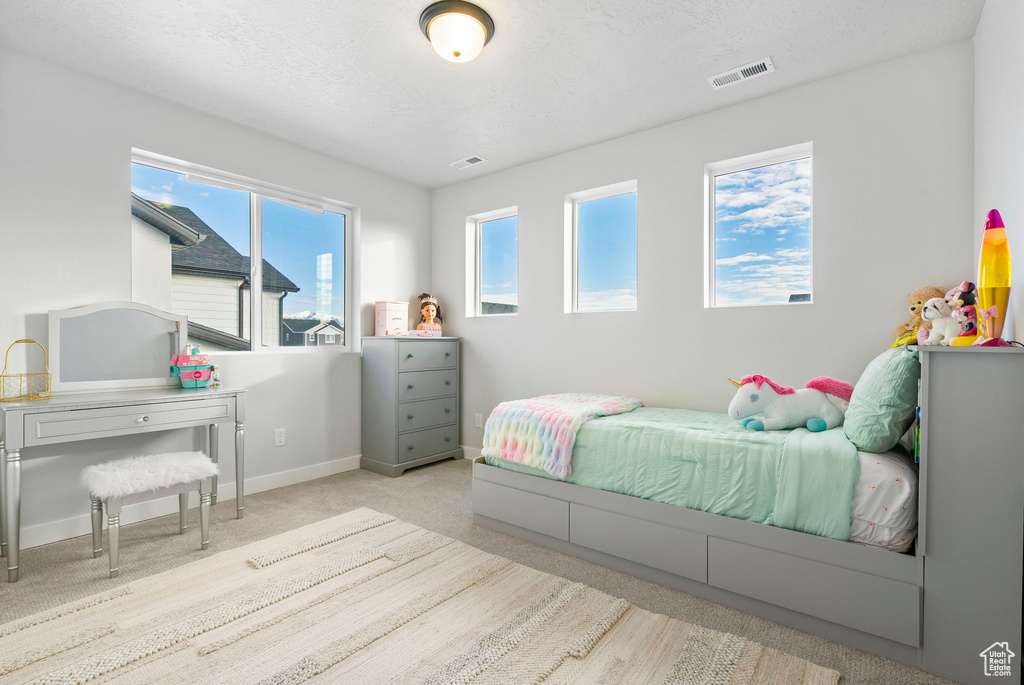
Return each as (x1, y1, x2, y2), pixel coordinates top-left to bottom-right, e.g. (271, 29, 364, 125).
(804, 376, 854, 402)
(739, 374, 795, 395)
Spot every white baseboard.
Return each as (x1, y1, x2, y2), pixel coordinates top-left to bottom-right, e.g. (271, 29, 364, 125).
(461, 446, 481, 461)
(19, 455, 361, 550)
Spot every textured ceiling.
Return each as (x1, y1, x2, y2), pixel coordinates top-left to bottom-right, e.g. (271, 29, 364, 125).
(0, 0, 984, 188)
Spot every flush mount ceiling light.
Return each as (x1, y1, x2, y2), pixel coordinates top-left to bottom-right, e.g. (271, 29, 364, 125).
(419, 1, 494, 63)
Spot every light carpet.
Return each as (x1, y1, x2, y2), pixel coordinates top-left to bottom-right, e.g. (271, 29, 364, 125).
(0, 508, 837, 685)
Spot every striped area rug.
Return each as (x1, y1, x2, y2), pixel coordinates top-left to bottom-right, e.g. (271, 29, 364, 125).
(0, 508, 838, 684)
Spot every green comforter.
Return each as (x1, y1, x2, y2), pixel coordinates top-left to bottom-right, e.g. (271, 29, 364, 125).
(483, 407, 860, 540)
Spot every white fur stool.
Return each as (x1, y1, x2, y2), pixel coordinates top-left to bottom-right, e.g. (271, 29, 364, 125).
(81, 451, 219, 578)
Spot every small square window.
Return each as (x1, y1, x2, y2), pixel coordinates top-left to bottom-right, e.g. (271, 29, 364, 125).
(707, 144, 812, 307)
(325, 333, 336, 343)
(307, 333, 316, 342)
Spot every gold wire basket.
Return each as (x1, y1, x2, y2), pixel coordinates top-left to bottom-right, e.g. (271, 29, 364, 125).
(1, 339, 52, 402)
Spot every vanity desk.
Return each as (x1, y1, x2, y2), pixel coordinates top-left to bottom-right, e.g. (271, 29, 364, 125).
(0, 302, 247, 583)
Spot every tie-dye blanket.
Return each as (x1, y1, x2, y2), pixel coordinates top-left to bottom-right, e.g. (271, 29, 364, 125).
(480, 393, 644, 479)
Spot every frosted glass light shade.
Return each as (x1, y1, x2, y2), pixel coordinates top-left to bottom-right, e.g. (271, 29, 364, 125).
(427, 12, 486, 62)
(420, 1, 494, 64)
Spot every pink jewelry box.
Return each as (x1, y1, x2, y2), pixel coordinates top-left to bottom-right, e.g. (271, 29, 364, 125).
(375, 301, 409, 336)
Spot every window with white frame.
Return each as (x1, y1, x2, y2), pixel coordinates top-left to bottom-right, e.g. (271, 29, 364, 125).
(130, 153, 351, 351)
(565, 181, 637, 312)
(707, 144, 812, 307)
(467, 207, 518, 316)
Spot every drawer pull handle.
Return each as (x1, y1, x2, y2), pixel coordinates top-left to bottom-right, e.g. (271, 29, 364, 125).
(407, 414, 414, 420)
(136, 416, 150, 424)
(445, 352, 451, 357)
(445, 380, 451, 385)
(445, 436, 452, 442)
(407, 445, 415, 450)
(407, 384, 414, 389)
(407, 353, 414, 358)
(445, 408, 451, 413)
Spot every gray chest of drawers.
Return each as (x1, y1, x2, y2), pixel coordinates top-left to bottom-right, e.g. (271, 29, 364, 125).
(361, 336, 462, 476)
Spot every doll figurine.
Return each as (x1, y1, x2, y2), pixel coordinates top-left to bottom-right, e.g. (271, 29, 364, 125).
(416, 293, 443, 336)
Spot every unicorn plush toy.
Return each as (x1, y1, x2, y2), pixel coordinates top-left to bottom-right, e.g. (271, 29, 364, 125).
(727, 375, 854, 432)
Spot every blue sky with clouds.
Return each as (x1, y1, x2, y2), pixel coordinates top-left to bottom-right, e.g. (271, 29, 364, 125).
(479, 192, 638, 312)
(132, 163, 345, 322)
(577, 192, 638, 311)
(713, 157, 812, 306)
(480, 215, 518, 308)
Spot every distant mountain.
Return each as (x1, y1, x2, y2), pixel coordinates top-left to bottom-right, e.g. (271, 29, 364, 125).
(287, 310, 343, 322)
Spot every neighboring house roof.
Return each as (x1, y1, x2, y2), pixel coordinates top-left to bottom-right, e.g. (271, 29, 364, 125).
(188, 321, 250, 351)
(145, 201, 299, 293)
(131, 193, 203, 249)
(283, 318, 343, 335)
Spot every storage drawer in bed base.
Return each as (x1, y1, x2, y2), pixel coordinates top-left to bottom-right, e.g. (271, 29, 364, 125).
(708, 537, 920, 646)
(472, 457, 922, 651)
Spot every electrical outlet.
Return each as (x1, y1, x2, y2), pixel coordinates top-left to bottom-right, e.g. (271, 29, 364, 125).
(474, 413, 483, 428)
(274, 428, 286, 447)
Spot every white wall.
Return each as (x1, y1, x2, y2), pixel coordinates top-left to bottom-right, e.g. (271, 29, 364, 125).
(0, 47, 431, 546)
(130, 217, 172, 311)
(974, 0, 1024, 341)
(432, 42, 975, 448)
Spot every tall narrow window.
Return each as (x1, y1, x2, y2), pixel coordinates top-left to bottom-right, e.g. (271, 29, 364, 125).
(478, 214, 518, 315)
(568, 182, 637, 312)
(708, 144, 812, 307)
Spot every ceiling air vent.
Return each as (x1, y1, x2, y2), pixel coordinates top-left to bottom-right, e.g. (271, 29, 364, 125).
(449, 155, 487, 170)
(708, 57, 775, 90)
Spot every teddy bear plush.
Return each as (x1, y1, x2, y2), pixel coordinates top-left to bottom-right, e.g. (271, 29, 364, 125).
(918, 297, 963, 345)
(893, 285, 947, 343)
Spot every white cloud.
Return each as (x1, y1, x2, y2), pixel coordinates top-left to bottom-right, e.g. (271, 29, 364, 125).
(578, 288, 637, 311)
(131, 185, 179, 205)
(715, 245, 811, 305)
(715, 158, 812, 231)
(481, 293, 519, 305)
(715, 252, 772, 266)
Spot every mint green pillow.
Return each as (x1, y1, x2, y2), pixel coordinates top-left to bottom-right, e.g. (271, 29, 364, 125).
(843, 347, 921, 452)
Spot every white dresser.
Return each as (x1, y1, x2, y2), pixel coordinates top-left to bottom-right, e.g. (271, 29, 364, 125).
(361, 336, 461, 476)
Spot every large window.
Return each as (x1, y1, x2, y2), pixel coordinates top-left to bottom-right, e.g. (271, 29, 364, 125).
(130, 153, 350, 351)
(565, 181, 638, 312)
(707, 144, 812, 307)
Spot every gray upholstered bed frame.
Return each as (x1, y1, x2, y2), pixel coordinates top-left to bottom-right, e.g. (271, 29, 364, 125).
(471, 347, 1024, 685)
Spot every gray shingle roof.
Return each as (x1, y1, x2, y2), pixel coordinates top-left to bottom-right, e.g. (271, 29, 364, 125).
(131, 194, 202, 248)
(155, 203, 299, 293)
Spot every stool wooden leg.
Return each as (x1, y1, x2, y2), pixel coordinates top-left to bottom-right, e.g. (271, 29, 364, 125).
(178, 493, 188, 534)
(199, 479, 211, 550)
(106, 499, 121, 578)
(90, 497, 103, 558)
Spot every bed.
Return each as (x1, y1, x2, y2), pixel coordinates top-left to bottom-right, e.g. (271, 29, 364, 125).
(482, 407, 918, 552)
(472, 347, 1024, 684)
(471, 350, 931, 666)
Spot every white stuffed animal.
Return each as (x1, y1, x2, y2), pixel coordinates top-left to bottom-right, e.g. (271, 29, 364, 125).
(918, 297, 962, 346)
